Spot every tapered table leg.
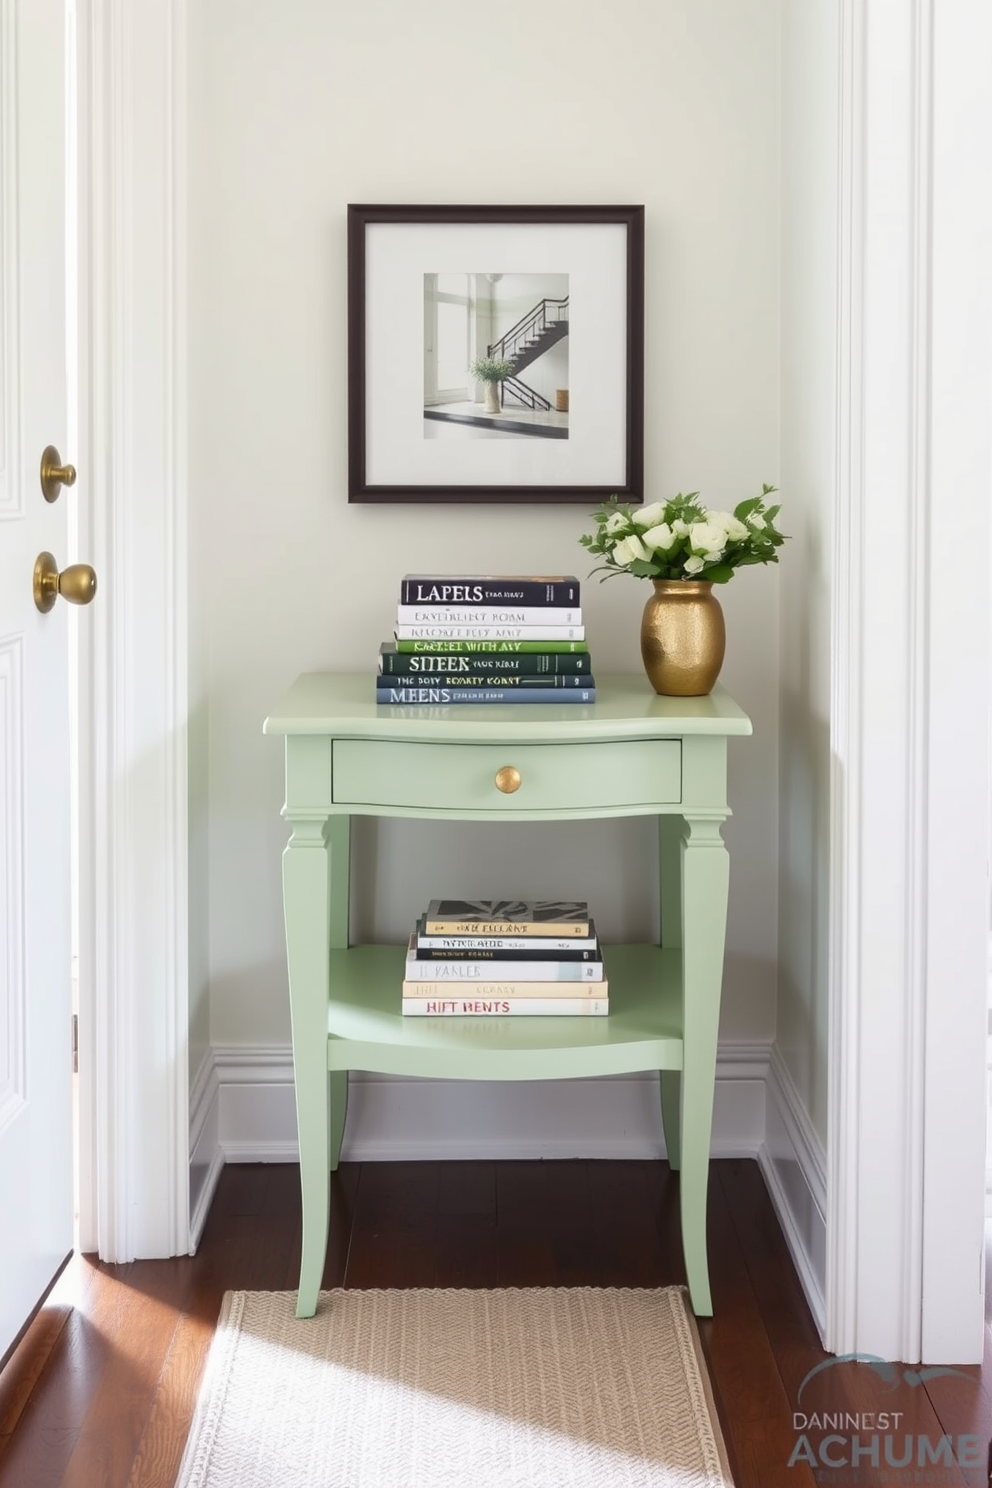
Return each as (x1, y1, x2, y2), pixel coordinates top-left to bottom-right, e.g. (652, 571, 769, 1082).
(283, 817, 332, 1318)
(678, 814, 729, 1316)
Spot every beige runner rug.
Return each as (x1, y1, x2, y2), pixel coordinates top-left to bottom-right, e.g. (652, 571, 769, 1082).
(174, 1286, 735, 1488)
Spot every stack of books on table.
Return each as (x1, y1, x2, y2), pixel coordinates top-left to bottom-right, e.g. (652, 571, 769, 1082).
(376, 574, 596, 706)
(401, 899, 608, 1016)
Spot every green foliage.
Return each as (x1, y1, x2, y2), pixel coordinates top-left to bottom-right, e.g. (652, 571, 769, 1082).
(470, 356, 515, 383)
(578, 484, 786, 584)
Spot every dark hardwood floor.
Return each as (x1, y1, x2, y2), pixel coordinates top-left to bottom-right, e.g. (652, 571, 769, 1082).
(0, 1158, 989, 1487)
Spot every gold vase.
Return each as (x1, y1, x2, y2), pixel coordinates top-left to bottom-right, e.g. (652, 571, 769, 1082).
(640, 579, 726, 696)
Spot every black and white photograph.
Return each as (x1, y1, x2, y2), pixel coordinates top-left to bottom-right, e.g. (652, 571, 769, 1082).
(423, 272, 570, 442)
(348, 205, 643, 503)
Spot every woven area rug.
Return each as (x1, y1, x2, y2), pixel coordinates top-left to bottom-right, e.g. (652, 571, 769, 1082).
(174, 1287, 735, 1488)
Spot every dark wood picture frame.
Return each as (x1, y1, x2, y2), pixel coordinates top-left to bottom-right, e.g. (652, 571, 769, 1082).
(347, 204, 644, 505)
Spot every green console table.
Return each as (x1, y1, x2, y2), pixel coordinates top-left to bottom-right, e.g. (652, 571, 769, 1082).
(264, 671, 752, 1318)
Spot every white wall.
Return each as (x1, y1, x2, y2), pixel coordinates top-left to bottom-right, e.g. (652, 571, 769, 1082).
(777, 0, 837, 1144)
(188, 0, 781, 1132)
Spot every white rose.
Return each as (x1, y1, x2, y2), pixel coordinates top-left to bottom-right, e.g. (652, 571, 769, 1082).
(612, 533, 649, 566)
(604, 510, 629, 534)
(632, 502, 666, 529)
(641, 522, 676, 552)
(683, 555, 705, 575)
(688, 521, 726, 557)
(747, 513, 766, 530)
(672, 519, 690, 536)
(705, 510, 749, 542)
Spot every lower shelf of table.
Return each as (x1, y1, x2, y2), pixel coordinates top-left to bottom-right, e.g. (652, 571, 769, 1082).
(325, 942, 685, 1079)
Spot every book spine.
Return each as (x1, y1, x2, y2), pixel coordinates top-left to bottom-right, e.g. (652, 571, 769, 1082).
(394, 624, 585, 641)
(396, 605, 581, 626)
(393, 639, 589, 654)
(404, 959, 604, 982)
(401, 996, 609, 1016)
(400, 578, 580, 605)
(376, 687, 596, 705)
(414, 939, 598, 955)
(423, 919, 590, 938)
(383, 673, 591, 690)
(380, 651, 592, 675)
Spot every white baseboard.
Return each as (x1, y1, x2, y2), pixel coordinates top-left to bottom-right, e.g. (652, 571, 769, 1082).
(189, 1041, 770, 1246)
(759, 1045, 827, 1339)
(188, 1035, 826, 1318)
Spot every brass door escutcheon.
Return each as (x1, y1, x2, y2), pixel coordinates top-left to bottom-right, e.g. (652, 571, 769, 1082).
(40, 445, 77, 503)
(33, 552, 97, 613)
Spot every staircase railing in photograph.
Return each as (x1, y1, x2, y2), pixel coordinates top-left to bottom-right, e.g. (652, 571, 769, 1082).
(501, 375, 552, 412)
(488, 296, 569, 379)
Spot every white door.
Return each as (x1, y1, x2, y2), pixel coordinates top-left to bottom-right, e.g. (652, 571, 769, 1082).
(0, 0, 83, 1365)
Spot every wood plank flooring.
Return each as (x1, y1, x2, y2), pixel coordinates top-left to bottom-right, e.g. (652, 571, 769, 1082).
(0, 1158, 989, 1487)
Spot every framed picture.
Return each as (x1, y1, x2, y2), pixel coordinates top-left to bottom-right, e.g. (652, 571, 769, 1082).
(347, 204, 644, 505)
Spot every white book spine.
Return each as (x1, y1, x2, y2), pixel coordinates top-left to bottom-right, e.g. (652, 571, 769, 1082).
(403, 959, 604, 982)
(396, 606, 582, 626)
(401, 997, 609, 1016)
(416, 935, 598, 952)
(394, 624, 586, 641)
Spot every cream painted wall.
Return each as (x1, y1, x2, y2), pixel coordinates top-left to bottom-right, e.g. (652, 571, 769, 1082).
(188, 1, 781, 1078)
(776, 0, 837, 1144)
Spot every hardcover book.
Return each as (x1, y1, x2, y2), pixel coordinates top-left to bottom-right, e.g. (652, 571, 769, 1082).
(375, 686, 596, 705)
(414, 921, 599, 956)
(383, 673, 592, 690)
(423, 900, 591, 937)
(393, 639, 589, 654)
(404, 938, 604, 981)
(394, 624, 585, 642)
(378, 644, 591, 675)
(401, 996, 608, 1016)
(400, 575, 580, 606)
(402, 979, 607, 999)
(396, 605, 582, 627)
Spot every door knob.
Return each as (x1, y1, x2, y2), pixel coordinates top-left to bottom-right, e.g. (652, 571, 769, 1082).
(33, 552, 97, 613)
(40, 445, 77, 503)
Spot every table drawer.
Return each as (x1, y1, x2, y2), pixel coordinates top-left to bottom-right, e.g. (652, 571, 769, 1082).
(332, 739, 681, 812)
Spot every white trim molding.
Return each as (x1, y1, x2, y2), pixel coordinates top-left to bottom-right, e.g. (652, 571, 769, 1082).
(828, 0, 990, 1363)
(75, 0, 190, 1261)
(189, 1042, 777, 1251)
(762, 1047, 827, 1338)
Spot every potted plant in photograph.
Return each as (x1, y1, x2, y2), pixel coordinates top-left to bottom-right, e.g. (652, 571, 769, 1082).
(578, 485, 786, 695)
(471, 355, 515, 414)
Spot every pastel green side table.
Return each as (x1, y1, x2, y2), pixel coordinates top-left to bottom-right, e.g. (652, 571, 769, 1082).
(264, 672, 752, 1318)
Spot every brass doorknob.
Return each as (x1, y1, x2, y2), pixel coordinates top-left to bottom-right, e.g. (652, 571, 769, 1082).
(33, 552, 97, 613)
(40, 445, 77, 503)
(494, 766, 521, 794)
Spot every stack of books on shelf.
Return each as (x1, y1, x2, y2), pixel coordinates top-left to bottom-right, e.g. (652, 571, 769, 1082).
(401, 899, 608, 1017)
(375, 574, 596, 706)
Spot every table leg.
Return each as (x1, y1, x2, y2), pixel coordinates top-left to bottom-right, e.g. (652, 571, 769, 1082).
(678, 814, 729, 1317)
(283, 816, 332, 1319)
(330, 1070, 349, 1171)
(658, 816, 683, 1167)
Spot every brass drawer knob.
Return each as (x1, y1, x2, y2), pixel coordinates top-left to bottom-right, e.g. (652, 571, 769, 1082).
(494, 766, 521, 794)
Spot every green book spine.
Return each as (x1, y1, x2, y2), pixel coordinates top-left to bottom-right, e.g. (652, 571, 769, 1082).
(392, 638, 589, 654)
(379, 642, 591, 675)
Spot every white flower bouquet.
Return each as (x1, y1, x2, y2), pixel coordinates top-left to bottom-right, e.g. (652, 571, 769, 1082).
(579, 485, 786, 584)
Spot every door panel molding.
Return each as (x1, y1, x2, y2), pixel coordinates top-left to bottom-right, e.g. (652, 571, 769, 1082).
(75, 0, 190, 1260)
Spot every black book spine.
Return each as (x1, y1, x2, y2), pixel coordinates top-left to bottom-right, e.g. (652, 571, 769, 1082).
(414, 946, 600, 962)
(400, 577, 580, 605)
(379, 649, 591, 676)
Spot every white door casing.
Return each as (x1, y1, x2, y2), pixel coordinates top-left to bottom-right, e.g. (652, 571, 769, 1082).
(0, 0, 75, 1364)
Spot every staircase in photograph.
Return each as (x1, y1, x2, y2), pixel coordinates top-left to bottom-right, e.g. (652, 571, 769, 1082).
(488, 296, 568, 411)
